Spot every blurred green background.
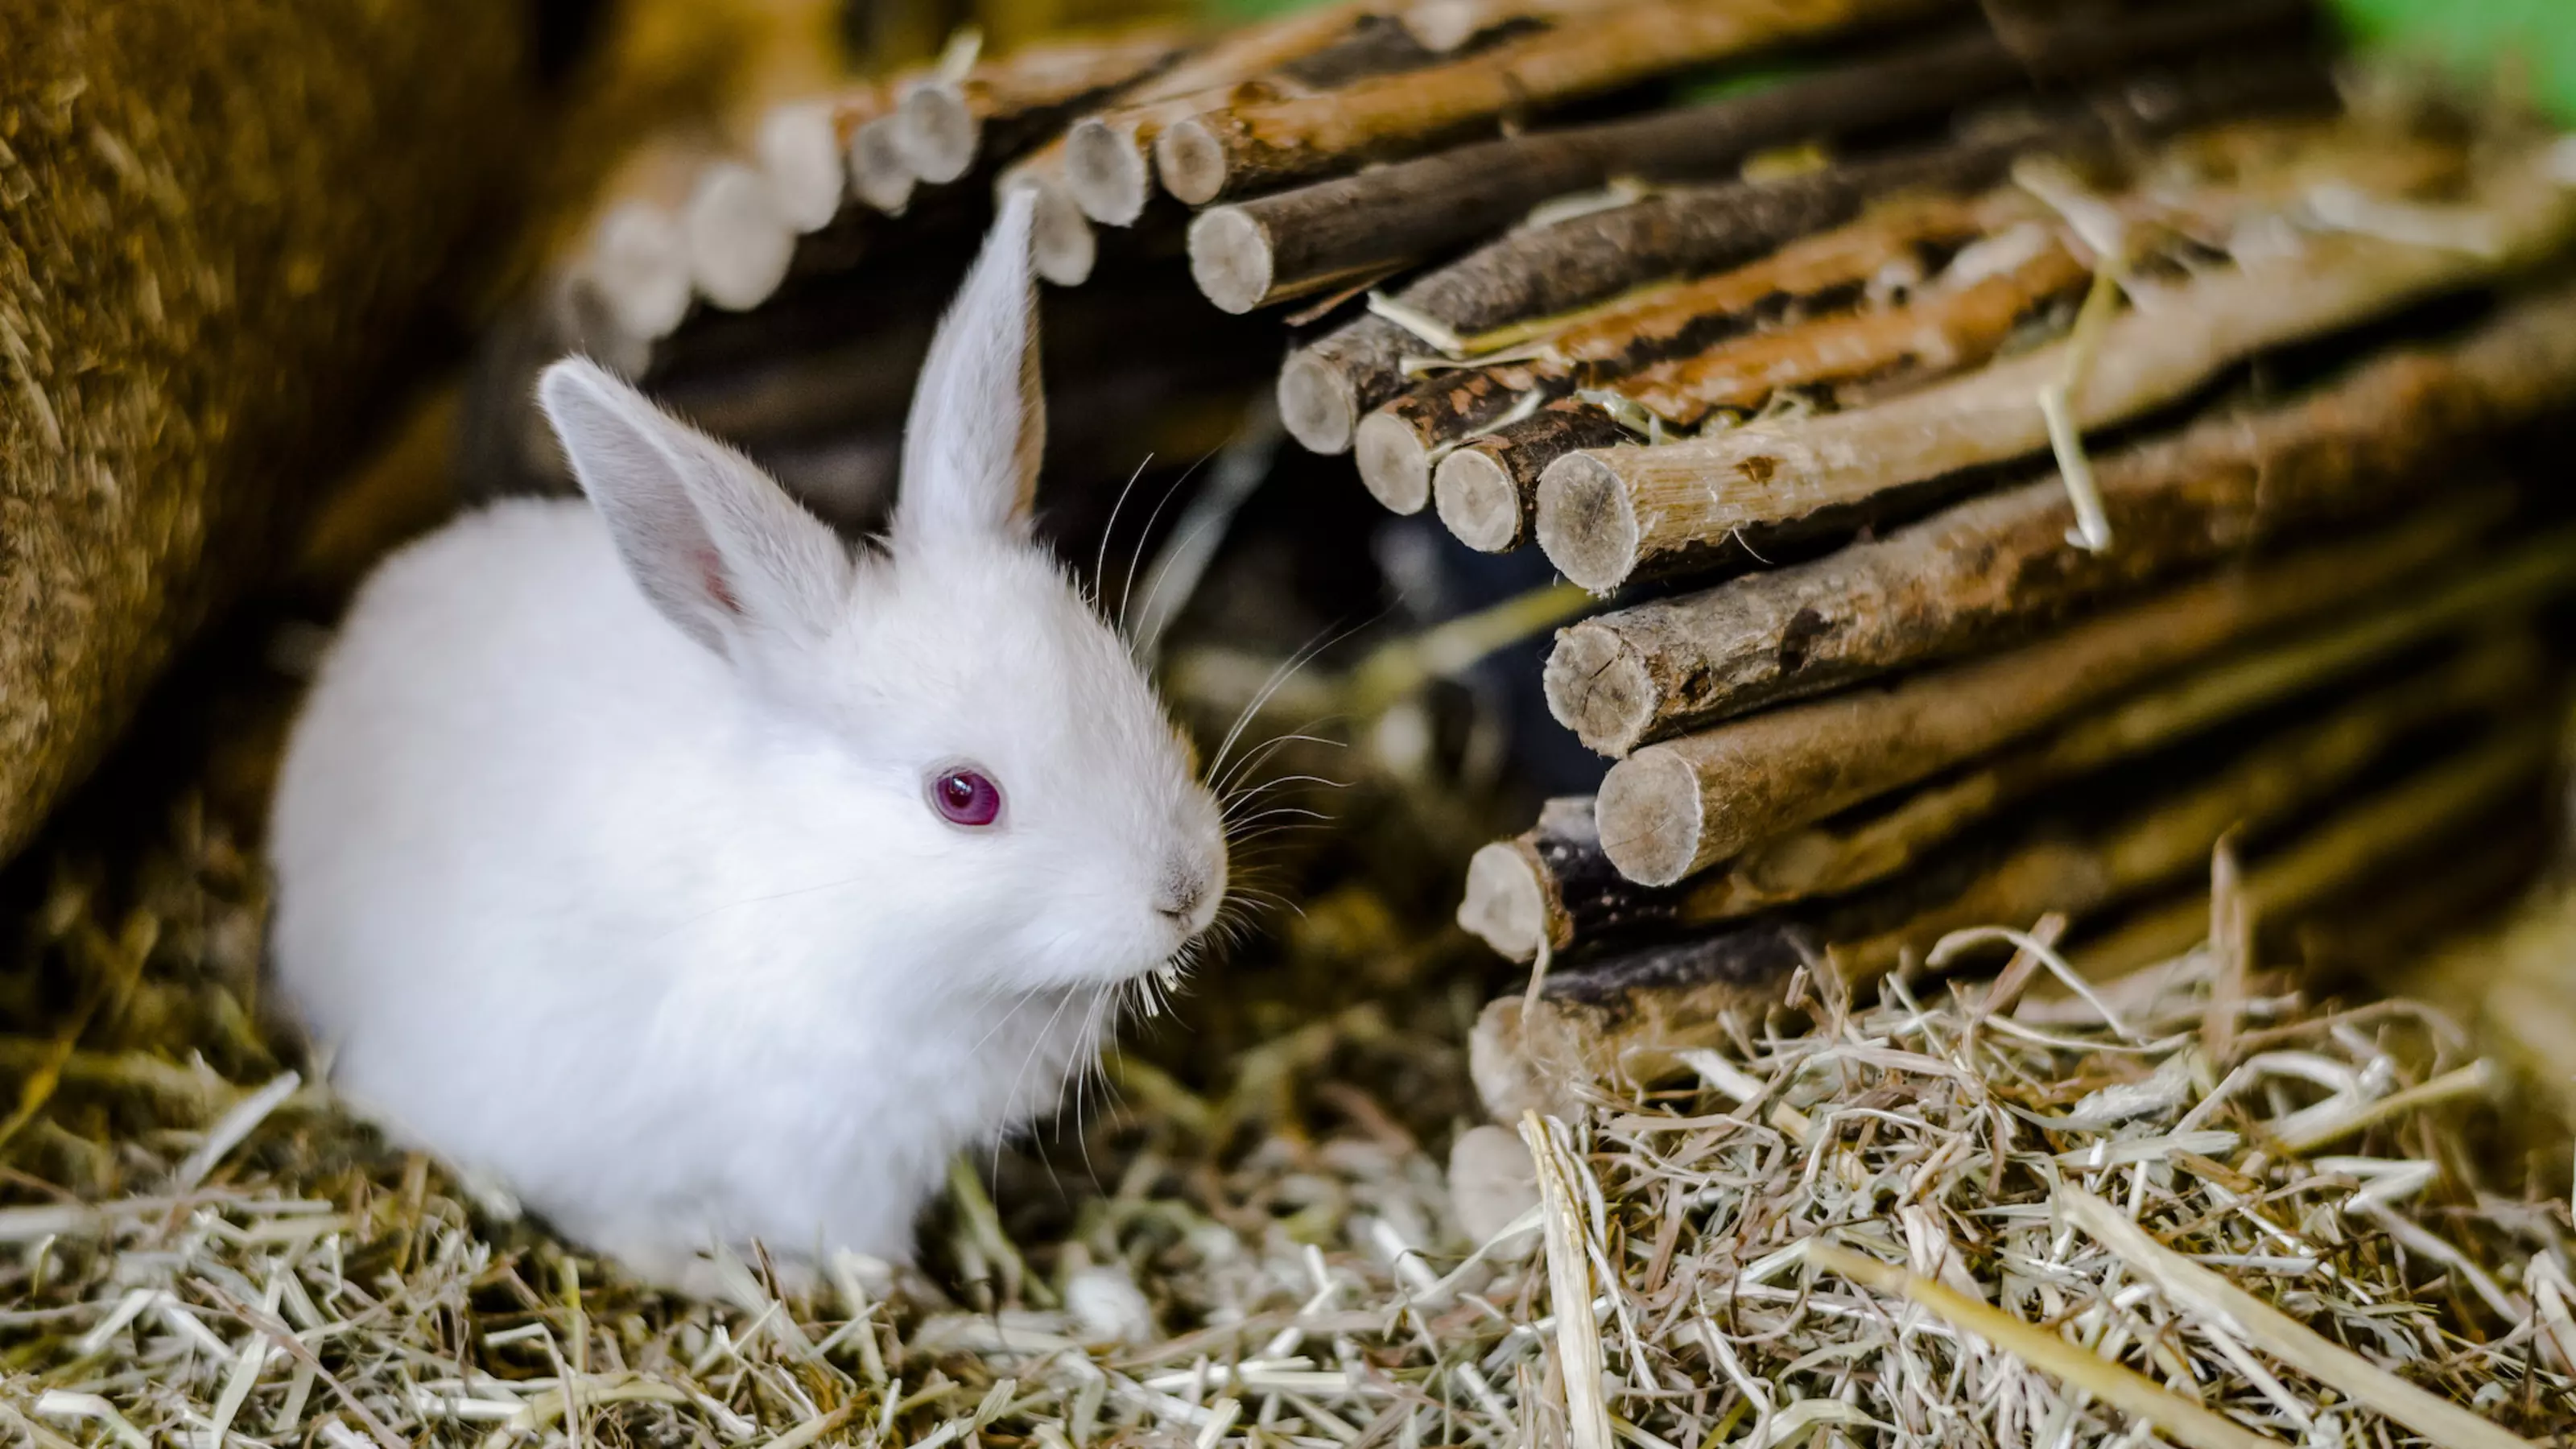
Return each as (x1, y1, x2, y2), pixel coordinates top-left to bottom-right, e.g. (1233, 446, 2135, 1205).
(2334, 0, 2575, 117)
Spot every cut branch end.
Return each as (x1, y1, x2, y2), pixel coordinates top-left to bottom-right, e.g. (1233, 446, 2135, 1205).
(1435, 445, 1525, 551)
(1187, 206, 1274, 314)
(1067, 117, 1154, 225)
(1535, 451, 1641, 593)
(1355, 410, 1436, 513)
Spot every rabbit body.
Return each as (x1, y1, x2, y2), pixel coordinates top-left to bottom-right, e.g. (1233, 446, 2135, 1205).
(267, 196, 1226, 1291)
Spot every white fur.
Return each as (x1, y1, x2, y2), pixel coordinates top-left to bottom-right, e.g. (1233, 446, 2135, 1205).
(266, 192, 1226, 1293)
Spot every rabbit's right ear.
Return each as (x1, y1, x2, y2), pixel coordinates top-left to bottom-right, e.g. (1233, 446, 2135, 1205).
(539, 358, 854, 658)
(896, 187, 1046, 548)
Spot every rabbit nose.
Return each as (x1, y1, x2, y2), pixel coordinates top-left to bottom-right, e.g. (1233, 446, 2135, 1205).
(1156, 865, 1210, 925)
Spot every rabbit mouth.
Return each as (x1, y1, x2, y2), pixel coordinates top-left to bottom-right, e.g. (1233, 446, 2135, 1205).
(1121, 951, 1194, 1022)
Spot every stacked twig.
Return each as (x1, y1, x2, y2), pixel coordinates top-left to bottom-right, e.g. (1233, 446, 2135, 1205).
(1439, 109, 2576, 1096)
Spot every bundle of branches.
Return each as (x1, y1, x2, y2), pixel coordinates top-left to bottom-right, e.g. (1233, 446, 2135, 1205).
(474, 0, 2271, 521)
(1423, 96, 2576, 1100)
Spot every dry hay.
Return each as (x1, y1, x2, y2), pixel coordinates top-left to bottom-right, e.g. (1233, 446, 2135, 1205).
(0, 758, 2571, 1449)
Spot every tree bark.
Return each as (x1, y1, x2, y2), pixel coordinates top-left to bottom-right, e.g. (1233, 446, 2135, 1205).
(1546, 280, 2576, 754)
(1534, 145, 2576, 591)
(0, 0, 554, 861)
(1592, 509, 2553, 886)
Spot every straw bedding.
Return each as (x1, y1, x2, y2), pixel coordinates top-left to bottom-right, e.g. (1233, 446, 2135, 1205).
(2, 683, 2570, 1448)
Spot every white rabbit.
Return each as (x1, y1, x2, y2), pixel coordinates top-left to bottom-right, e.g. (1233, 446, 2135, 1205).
(266, 192, 1228, 1294)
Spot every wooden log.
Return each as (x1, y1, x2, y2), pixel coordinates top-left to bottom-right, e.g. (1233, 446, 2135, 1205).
(1280, 143, 2024, 454)
(1352, 192, 2004, 510)
(576, 140, 720, 342)
(1422, 219, 2083, 530)
(1621, 228, 2090, 425)
(1547, 279, 2576, 753)
(685, 159, 799, 309)
(0, 0, 558, 861)
(1274, 53, 2336, 453)
(850, 111, 919, 213)
(1435, 402, 1635, 549)
(1046, 1, 1380, 226)
(1475, 712, 2556, 1113)
(1074, 16, 1521, 226)
(1166, 0, 2306, 216)
(1535, 142, 2576, 591)
(1154, 0, 1965, 207)
(1187, 0, 2313, 312)
(1462, 634, 2541, 960)
(894, 29, 1192, 186)
(755, 98, 854, 233)
(1593, 508, 2562, 887)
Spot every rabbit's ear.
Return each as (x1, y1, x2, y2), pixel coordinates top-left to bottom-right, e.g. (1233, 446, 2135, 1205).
(539, 357, 853, 657)
(897, 187, 1046, 547)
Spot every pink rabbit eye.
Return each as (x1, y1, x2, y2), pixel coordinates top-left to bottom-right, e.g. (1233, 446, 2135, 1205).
(929, 766, 1003, 828)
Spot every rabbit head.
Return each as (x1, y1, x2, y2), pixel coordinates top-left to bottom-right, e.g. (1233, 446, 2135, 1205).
(535, 190, 1228, 999)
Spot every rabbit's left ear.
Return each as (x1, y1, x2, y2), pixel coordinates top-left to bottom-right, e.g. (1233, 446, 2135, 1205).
(897, 187, 1046, 546)
(540, 357, 854, 659)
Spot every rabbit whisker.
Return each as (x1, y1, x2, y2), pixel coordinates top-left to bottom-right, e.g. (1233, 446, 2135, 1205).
(1091, 452, 1157, 611)
(1114, 449, 1216, 638)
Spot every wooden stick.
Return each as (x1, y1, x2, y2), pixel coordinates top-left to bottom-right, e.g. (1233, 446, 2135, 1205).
(1274, 54, 2335, 453)
(893, 29, 1191, 187)
(1169, 0, 2307, 221)
(1547, 280, 2576, 753)
(1461, 636, 2540, 961)
(849, 112, 919, 213)
(683, 159, 799, 312)
(1352, 191, 2009, 510)
(1476, 713, 2555, 1110)
(1535, 144, 2576, 591)
(2058, 1188, 2542, 1449)
(1427, 221, 2083, 538)
(1808, 1243, 2291, 1449)
(755, 99, 854, 233)
(1593, 508, 2549, 887)
(1154, 0, 1961, 208)
(990, 2, 1371, 280)
(1051, 1, 1381, 226)
(1281, 142, 2029, 455)
(1186, 0, 2306, 312)
(576, 138, 729, 342)
(1435, 402, 1635, 548)
(1377, 118, 2447, 513)
(1624, 229, 2091, 426)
